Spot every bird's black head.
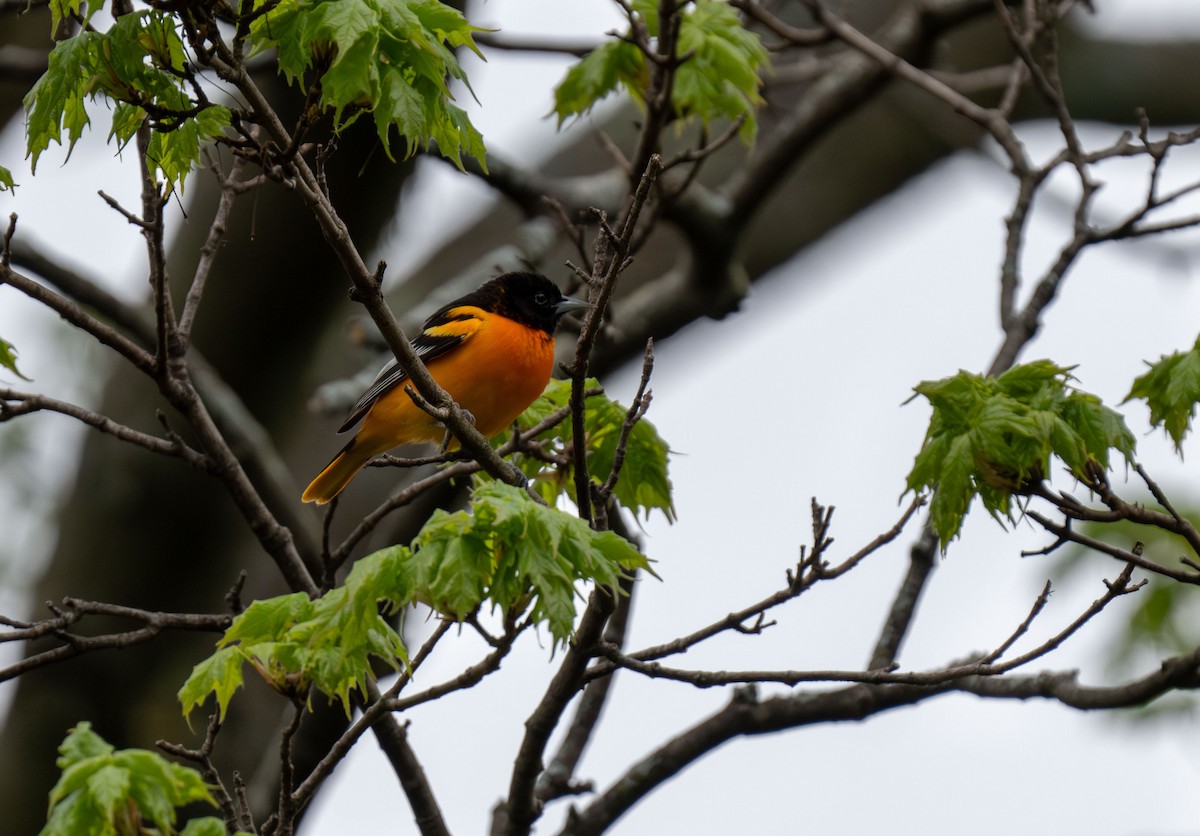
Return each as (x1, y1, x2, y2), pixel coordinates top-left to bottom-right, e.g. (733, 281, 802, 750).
(467, 271, 588, 334)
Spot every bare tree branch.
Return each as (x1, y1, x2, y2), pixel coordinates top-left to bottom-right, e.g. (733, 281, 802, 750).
(178, 154, 253, 344)
(566, 582, 1194, 836)
(157, 714, 245, 833)
(0, 262, 157, 375)
(585, 496, 923, 685)
(473, 32, 598, 57)
(0, 599, 230, 683)
(0, 387, 210, 467)
(868, 523, 938, 670)
(600, 563, 1142, 688)
(537, 512, 643, 807)
(7, 238, 325, 569)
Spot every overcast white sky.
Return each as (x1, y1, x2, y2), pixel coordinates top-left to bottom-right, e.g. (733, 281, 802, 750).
(3, 2, 1200, 834)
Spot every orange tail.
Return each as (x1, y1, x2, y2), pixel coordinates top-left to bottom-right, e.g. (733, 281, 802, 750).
(302, 437, 376, 505)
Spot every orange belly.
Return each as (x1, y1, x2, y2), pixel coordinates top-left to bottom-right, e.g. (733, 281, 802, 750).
(358, 315, 555, 449)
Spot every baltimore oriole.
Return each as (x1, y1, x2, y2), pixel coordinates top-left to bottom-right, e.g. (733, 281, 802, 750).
(302, 271, 588, 504)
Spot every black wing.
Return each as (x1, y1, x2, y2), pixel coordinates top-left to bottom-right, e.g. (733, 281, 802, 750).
(335, 308, 480, 433)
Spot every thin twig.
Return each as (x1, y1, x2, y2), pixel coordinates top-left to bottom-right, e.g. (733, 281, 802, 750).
(288, 620, 451, 810)
(156, 714, 240, 829)
(0, 388, 210, 469)
(0, 266, 156, 375)
(568, 155, 662, 525)
(586, 496, 921, 683)
(261, 699, 307, 836)
(137, 123, 179, 371)
(537, 511, 642, 805)
(597, 339, 654, 503)
(592, 565, 1142, 691)
(869, 514, 936, 670)
(179, 154, 251, 343)
(0, 599, 230, 682)
(1027, 510, 1200, 584)
(977, 579, 1053, 665)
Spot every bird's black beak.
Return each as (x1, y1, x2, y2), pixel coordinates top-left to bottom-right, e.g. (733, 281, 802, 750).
(555, 295, 591, 316)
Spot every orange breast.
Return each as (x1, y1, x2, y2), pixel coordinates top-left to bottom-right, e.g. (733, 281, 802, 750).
(356, 313, 555, 450)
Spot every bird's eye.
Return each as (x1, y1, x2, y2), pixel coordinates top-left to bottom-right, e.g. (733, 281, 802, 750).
(534, 292, 549, 306)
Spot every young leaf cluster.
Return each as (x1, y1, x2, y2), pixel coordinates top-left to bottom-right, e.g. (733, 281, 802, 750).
(906, 361, 1136, 548)
(180, 553, 411, 721)
(1124, 334, 1200, 453)
(410, 481, 649, 639)
(250, 0, 487, 170)
(506, 379, 675, 522)
(41, 722, 230, 836)
(180, 483, 647, 719)
(23, 0, 488, 196)
(24, 11, 231, 192)
(553, 39, 645, 124)
(0, 163, 13, 192)
(554, 0, 768, 142)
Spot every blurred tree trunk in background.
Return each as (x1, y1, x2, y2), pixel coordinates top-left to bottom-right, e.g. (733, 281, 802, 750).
(2, 2, 1199, 831)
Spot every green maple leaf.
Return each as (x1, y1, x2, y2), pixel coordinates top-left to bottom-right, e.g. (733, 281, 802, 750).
(25, 12, 229, 192)
(501, 379, 675, 522)
(412, 482, 649, 643)
(553, 39, 646, 124)
(179, 481, 649, 719)
(251, 0, 487, 170)
(553, 0, 767, 142)
(42, 723, 218, 836)
(1125, 335, 1200, 453)
(907, 361, 1136, 549)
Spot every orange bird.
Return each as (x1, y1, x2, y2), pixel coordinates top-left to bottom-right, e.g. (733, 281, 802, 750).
(302, 272, 587, 504)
